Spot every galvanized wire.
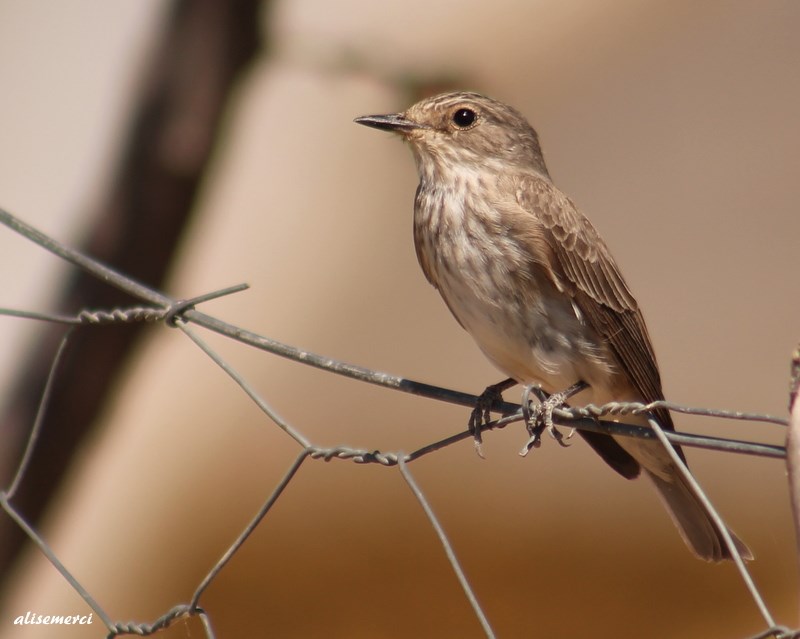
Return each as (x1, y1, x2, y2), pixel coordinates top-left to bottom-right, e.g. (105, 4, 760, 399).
(0, 207, 796, 638)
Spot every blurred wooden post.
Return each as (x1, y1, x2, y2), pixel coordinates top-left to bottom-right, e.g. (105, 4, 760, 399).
(0, 0, 264, 580)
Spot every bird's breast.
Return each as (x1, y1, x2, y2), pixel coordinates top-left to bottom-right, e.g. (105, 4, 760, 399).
(413, 179, 615, 393)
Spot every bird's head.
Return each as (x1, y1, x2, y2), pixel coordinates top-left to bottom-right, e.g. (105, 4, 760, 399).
(355, 91, 549, 180)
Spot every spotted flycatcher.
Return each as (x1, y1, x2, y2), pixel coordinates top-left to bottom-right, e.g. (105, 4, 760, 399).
(355, 91, 750, 562)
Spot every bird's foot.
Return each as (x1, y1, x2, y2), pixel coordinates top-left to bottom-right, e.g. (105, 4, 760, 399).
(469, 378, 516, 458)
(519, 382, 587, 456)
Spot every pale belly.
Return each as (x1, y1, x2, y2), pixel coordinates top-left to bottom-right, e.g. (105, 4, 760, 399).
(438, 259, 677, 477)
(434, 257, 617, 399)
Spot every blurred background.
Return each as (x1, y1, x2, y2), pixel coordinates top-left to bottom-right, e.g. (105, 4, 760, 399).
(0, 1, 798, 637)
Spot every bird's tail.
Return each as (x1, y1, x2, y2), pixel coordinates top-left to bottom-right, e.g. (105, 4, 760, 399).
(646, 469, 752, 562)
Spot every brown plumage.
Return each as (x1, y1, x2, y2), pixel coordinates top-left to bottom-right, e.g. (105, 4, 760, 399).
(355, 91, 750, 562)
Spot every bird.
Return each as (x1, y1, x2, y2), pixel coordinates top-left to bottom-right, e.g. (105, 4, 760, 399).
(355, 91, 751, 562)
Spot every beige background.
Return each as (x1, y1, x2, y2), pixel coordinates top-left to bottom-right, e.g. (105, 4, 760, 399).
(1, 1, 798, 637)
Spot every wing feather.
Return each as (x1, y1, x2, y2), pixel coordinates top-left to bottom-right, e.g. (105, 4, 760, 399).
(515, 175, 674, 431)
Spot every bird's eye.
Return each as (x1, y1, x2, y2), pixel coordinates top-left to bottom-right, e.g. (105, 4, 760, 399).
(451, 107, 477, 129)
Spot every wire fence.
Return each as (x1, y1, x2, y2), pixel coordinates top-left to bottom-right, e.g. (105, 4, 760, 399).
(0, 205, 797, 639)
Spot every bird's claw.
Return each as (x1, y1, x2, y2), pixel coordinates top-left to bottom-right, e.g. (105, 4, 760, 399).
(519, 385, 576, 456)
(549, 424, 575, 447)
(468, 409, 487, 459)
(469, 378, 516, 458)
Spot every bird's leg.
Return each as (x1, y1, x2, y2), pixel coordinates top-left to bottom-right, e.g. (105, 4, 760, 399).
(520, 381, 588, 456)
(469, 377, 517, 457)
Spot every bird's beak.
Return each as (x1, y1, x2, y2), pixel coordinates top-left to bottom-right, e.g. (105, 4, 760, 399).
(354, 113, 428, 133)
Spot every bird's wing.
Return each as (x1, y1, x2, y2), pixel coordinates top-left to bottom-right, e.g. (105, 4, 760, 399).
(513, 175, 673, 429)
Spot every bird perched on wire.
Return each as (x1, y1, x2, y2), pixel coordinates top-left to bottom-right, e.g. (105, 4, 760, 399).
(355, 91, 751, 562)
